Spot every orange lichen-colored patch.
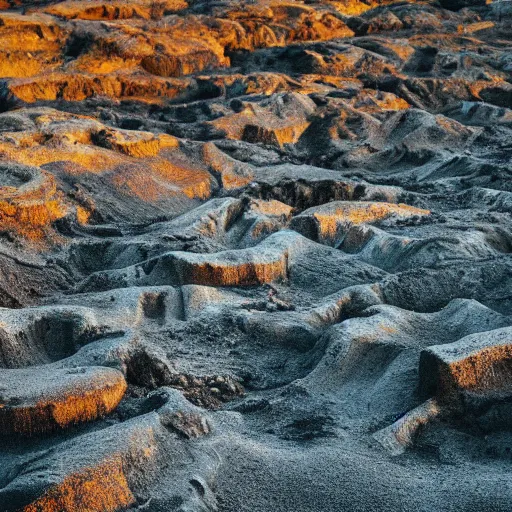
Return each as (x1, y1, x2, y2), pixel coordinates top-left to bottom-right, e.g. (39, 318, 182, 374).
(440, 344, 512, 393)
(3, 72, 194, 103)
(22, 455, 135, 512)
(376, 96, 410, 111)
(420, 328, 512, 399)
(0, 141, 125, 173)
(249, 199, 293, 218)
(374, 398, 441, 456)
(212, 98, 311, 148)
(0, 13, 65, 53)
(380, 324, 398, 335)
(310, 75, 362, 90)
(109, 157, 213, 202)
(350, 90, 410, 113)
(202, 141, 255, 189)
(224, 2, 354, 48)
(288, 12, 354, 42)
(172, 243, 291, 286)
(44, 0, 188, 20)
(76, 205, 92, 225)
(52, 379, 127, 428)
(0, 109, 216, 245)
(0, 199, 67, 240)
(53, 15, 230, 78)
(210, 107, 256, 140)
(151, 157, 213, 200)
(96, 129, 179, 158)
(458, 21, 494, 34)
(312, 202, 430, 242)
(242, 121, 311, 148)
(329, 0, 394, 16)
(0, 372, 127, 436)
(247, 218, 282, 241)
(71, 54, 140, 74)
(140, 41, 229, 78)
(0, 52, 61, 78)
(0, 167, 69, 244)
(337, 203, 428, 225)
(182, 259, 287, 286)
(222, 173, 254, 190)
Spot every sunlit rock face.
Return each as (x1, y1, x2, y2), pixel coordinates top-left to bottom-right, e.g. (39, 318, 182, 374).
(0, 0, 511, 511)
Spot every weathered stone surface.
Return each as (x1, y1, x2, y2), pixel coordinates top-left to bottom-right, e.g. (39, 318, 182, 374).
(0, 413, 162, 511)
(0, 0, 510, 510)
(0, 365, 126, 435)
(77, 230, 308, 290)
(291, 201, 430, 245)
(419, 327, 512, 398)
(373, 398, 441, 456)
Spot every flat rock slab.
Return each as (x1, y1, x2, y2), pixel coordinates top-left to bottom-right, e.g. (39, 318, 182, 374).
(0, 365, 126, 435)
(420, 326, 512, 398)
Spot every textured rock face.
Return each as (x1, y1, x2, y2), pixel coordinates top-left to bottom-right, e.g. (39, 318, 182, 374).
(290, 201, 430, 245)
(419, 327, 512, 398)
(0, 0, 511, 511)
(0, 366, 127, 435)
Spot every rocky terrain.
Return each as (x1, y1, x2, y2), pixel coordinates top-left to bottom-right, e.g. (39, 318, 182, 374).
(0, 0, 510, 510)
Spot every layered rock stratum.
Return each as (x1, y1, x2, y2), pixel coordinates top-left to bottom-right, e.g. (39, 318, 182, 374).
(0, 0, 511, 510)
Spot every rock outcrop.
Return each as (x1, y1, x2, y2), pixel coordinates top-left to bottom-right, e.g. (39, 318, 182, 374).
(0, 0, 510, 510)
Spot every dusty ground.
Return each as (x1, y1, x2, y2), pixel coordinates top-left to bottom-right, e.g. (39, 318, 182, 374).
(0, 0, 511, 510)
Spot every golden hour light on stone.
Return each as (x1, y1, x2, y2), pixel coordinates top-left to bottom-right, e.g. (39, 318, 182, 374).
(0, 0, 510, 510)
(0, 366, 127, 435)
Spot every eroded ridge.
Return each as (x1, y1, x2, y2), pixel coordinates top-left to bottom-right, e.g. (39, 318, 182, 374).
(0, 0, 510, 510)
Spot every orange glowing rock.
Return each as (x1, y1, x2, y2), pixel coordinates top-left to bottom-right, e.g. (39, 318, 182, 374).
(2, 72, 195, 103)
(92, 128, 179, 158)
(0, 365, 127, 435)
(0, 164, 68, 245)
(167, 231, 298, 286)
(22, 456, 135, 512)
(420, 327, 512, 399)
(202, 142, 255, 190)
(330, 0, 402, 16)
(57, 14, 231, 79)
(291, 201, 430, 246)
(127, 242, 290, 288)
(0, 12, 65, 52)
(373, 398, 441, 455)
(212, 92, 315, 147)
(248, 199, 294, 218)
(109, 158, 214, 202)
(225, 2, 354, 47)
(348, 89, 410, 112)
(0, 12, 65, 77)
(173, 252, 288, 287)
(0, 108, 216, 242)
(1, 413, 164, 511)
(78, 231, 309, 291)
(43, 0, 188, 20)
